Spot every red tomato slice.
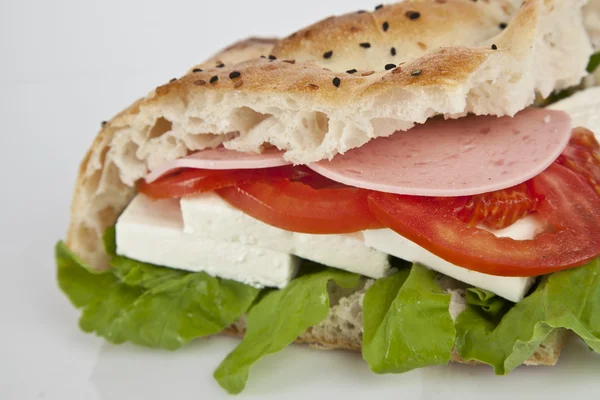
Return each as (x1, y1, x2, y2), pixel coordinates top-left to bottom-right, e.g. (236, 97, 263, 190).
(217, 180, 383, 234)
(138, 166, 298, 200)
(368, 163, 600, 277)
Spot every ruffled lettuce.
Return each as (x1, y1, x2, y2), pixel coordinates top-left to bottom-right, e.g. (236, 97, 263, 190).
(214, 266, 360, 394)
(587, 51, 600, 73)
(465, 288, 509, 319)
(56, 228, 260, 350)
(456, 258, 600, 374)
(362, 264, 456, 373)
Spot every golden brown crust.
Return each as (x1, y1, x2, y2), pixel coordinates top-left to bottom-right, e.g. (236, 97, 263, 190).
(153, 45, 493, 109)
(273, 0, 512, 73)
(190, 37, 278, 72)
(142, 0, 551, 111)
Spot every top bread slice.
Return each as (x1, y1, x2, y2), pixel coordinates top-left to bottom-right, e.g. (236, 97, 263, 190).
(67, 0, 593, 272)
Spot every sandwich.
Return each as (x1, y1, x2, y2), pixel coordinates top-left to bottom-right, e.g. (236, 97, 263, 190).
(56, 0, 600, 395)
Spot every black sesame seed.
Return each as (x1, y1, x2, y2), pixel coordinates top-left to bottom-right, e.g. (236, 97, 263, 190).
(210, 76, 219, 83)
(360, 42, 372, 49)
(499, 22, 508, 30)
(385, 63, 396, 70)
(333, 77, 341, 87)
(101, 121, 107, 127)
(411, 69, 422, 76)
(323, 50, 333, 59)
(216, 63, 225, 68)
(346, 69, 358, 74)
(357, 10, 367, 14)
(382, 22, 390, 32)
(260, 55, 266, 58)
(491, 44, 498, 50)
(229, 71, 241, 79)
(192, 68, 203, 73)
(169, 78, 177, 82)
(391, 47, 397, 56)
(406, 11, 421, 20)
(375, 4, 383, 11)
(268, 55, 277, 60)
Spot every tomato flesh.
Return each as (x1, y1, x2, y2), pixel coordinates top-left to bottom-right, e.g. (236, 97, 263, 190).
(138, 166, 298, 200)
(140, 164, 382, 234)
(217, 180, 383, 234)
(556, 127, 600, 196)
(368, 163, 600, 277)
(457, 183, 540, 229)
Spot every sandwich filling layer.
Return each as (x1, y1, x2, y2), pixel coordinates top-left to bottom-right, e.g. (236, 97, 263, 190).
(116, 193, 538, 302)
(121, 108, 600, 304)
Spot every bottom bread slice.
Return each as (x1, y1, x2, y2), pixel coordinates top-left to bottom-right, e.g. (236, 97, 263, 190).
(223, 280, 567, 367)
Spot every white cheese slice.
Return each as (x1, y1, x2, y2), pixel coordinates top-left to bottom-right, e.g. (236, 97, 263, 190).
(363, 216, 543, 303)
(115, 194, 299, 288)
(180, 193, 392, 279)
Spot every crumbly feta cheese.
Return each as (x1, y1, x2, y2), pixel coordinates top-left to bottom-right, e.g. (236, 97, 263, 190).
(115, 195, 299, 288)
(181, 193, 391, 278)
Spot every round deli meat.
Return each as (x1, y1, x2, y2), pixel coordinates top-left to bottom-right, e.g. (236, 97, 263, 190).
(145, 147, 291, 183)
(309, 108, 572, 197)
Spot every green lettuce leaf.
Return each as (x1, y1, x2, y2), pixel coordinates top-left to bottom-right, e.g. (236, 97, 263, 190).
(56, 241, 117, 308)
(465, 288, 509, 319)
(213, 267, 360, 395)
(456, 258, 600, 374)
(587, 51, 600, 73)
(103, 226, 118, 257)
(362, 264, 455, 374)
(56, 238, 260, 350)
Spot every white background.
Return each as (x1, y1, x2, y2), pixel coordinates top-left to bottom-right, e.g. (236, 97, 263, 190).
(1, 1, 599, 399)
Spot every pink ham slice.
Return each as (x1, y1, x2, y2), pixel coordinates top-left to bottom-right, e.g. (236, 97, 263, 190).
(309, 108, 572, 197)
(145, 147, 291, 183)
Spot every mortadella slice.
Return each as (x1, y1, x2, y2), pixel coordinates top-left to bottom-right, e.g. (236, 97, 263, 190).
(145, 146, 291, 183)
(309, 108, 572, 197)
